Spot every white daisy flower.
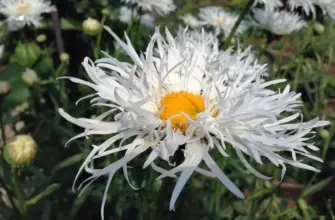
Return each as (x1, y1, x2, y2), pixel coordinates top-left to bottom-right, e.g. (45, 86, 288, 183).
(59, 26, 328, 218)
(0, 0, 55, 31)
(287, 0, 316, 17)
(252, 7, 307, 35)
(179, 13, 203, 29)
(119, 6, 155, 28)
(121, 0, 176, 15)
(198, 6, 249, 36)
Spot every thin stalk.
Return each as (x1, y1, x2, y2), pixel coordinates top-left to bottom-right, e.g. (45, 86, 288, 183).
(224, 0, 255, 50)
(13, 168, 26, 217)
(94, 14, 108, 59)
(0, 102, 6, 146)
(293, 59, 302, 91)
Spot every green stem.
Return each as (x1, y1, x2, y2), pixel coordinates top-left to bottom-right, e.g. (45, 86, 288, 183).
(0, 102, 6, 146)
(13, 168, 26, 217)
(94, 14, 108, 59)
(224, 0, 255, 50)
(153, 177, 173, 220)
(293, 59, 302, 91)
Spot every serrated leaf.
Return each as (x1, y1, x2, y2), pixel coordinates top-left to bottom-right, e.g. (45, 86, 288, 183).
(15, 42, 41, 67)
(24, 183, 61, 208)
(301, 176, 334, 198)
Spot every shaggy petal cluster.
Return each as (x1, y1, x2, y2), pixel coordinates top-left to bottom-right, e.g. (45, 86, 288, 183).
(252, 7, 307, 35)
(60, 26, 328, 219)
(121, 0, 176, 15)
(288, 0, 335, 18)
(0, 0, 55, 31)
(198, 6, 249, 36)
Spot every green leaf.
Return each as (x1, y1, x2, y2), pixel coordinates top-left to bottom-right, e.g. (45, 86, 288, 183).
(301, 176, 334, 198)
(15, 42, 42, 67)
(61, 18, 81, 30)
(49, 153, 87, 180)
(24, 183, 61, 208)
(69, 188, 92, 220)
(0, 63, 30, 105)
(34, 55, 54, 78)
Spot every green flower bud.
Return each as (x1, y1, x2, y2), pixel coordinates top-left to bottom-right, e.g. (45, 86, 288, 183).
(4, 135, 37, 168)
(22, 68, 39, 86)
(36, 34, 47, 43)
(60, 52, 70, 62)
(313, 22, 325, 35)
(319, 129, 330, 140)
(101, 8, 111, 16)
(82, 18, 101, 36)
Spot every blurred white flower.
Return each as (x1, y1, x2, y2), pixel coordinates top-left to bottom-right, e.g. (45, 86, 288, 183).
(0, 45, 4, 60)
(60, 26, 328, 219)
(121, 0, 175, 15)
(119, 6, 155, 28)
(179, 14, 202, 28)
(22, 68, 39, 86)
(0, 81, 10, 94)
(0, 0, 55, 31)
(252, 7, 307, 35)
(287, 0, 335, 18)
(199, 7, 249, 36)
(15, 121, 25, 131)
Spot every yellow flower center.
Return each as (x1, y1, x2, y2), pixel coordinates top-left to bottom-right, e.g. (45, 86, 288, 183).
(16, 3, 30, 13)
(216, 17, 223, 25)
(159, 91, 205, 132)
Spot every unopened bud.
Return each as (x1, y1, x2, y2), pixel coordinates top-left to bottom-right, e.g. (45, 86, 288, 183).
(36, 34, 47, 43)
(313, 22, 325, 35)
(82, 18, 101, 36)
(60, 52, 70, 62)
(319, 129, 330, 140)
(101, 9, 110, 16)
(4, 135, 37, 168)
(0, 81, 10, 95)
(22, 68, 39, 86)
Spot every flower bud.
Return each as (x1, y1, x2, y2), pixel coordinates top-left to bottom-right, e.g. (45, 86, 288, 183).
(319, 129, 330, 140)
(0, 81, 10, 95)
(101, 9, 110, 16)
(82, 18, 101, 36)
(4, 135, 37, 168)
(22, 68, 39, 86)
(15, 121, 25, 131)
(36, 34, 47, 43)
(60, 52, 70, 62)
(313, 22, 325, 35)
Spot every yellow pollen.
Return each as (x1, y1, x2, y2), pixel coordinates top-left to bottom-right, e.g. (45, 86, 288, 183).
(16, 3, 30, 13)
(159, 91, 206, 132)
(216, 17, 223, 24)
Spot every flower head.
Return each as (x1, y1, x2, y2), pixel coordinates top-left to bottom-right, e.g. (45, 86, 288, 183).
(118, 6, 155, 28)
(60, 26, 328, 219)
(199, 6, 249, 36)
(0, 81, 10, 95)
(0, 0, 55, 31)
(4, 135, 37, 168)
(121, 0, 176, 15)
(82, 18, 101, 36)
(252, 7, 307, 35)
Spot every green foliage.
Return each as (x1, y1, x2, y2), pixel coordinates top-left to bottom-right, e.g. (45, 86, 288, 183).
(0, 0, 334, 220)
